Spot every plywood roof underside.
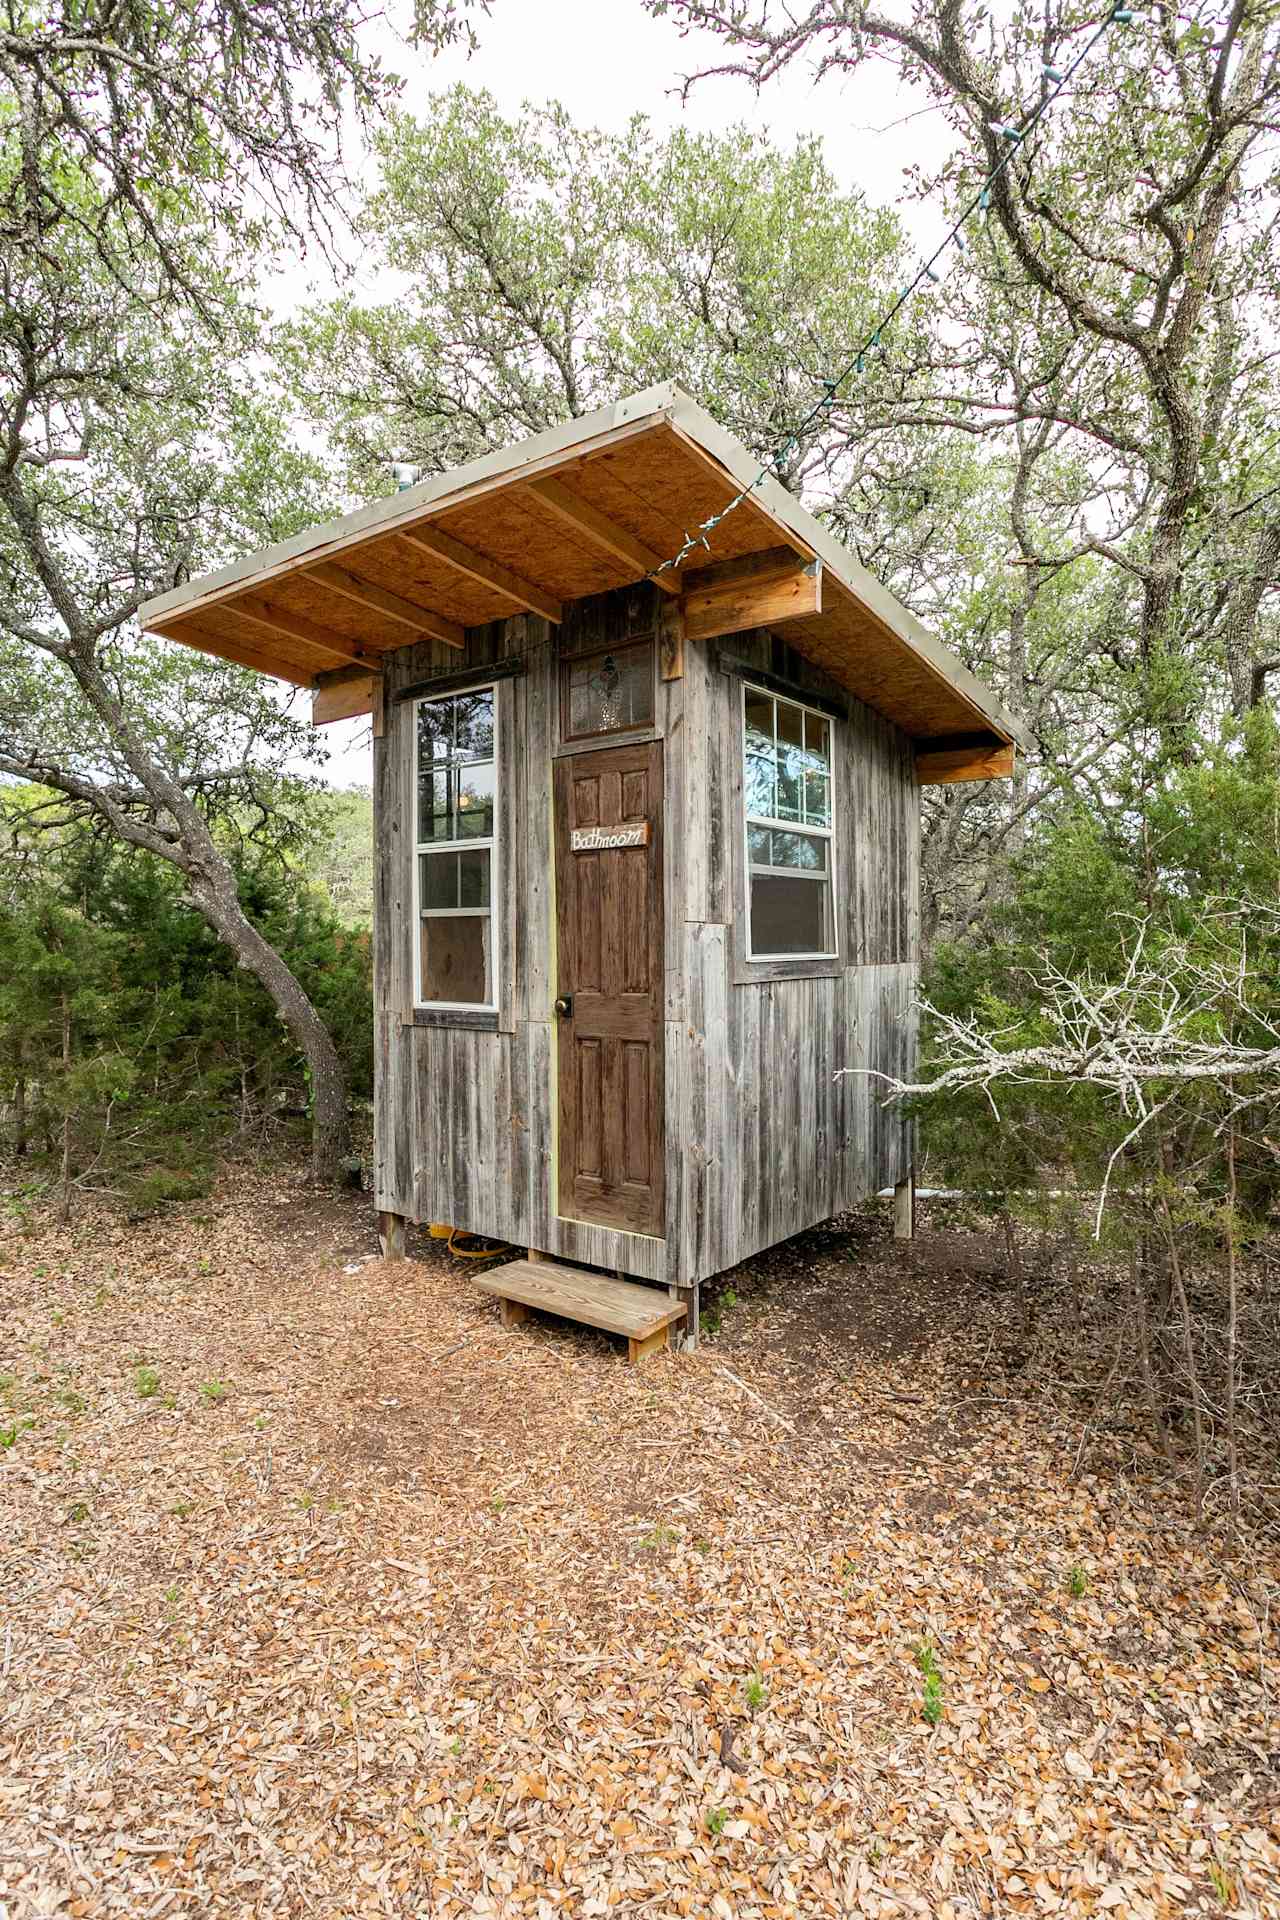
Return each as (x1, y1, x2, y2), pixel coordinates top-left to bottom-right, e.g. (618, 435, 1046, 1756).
(140, 386, 1026, 749)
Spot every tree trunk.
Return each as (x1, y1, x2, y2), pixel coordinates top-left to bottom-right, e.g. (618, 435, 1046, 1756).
(1224, 1122, 1240, 1531)
(59, 990, 72, 1225)
(13, 1056, 27, 1157)
(0, 591, 352, 1182)
(188, 858, 350, 1181)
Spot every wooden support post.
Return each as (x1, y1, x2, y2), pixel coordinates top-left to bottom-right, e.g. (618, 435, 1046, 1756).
(670, 1283, 699, 1351)
(627, 1324, 670, 1364)
(501, 1298, 533, 1328)
(893, 1174, 915, 1242)
(378, 1210, 407, 1260)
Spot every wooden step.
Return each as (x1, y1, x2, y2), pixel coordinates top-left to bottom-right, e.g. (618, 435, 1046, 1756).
(476, 1259, 686, 1363)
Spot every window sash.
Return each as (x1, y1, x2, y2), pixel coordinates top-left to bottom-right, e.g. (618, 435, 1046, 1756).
(414, 685, 499, 1011)
(742, 683, 838, 963)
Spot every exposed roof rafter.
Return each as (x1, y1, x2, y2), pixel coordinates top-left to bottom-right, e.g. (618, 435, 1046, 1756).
(397, 525, 562, 625)
(306, 562, 465, 649)
(522, 476, 682, 595)
(233, 594, 381, 671)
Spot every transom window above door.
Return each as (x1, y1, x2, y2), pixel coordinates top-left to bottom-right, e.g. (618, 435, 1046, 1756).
(743, 685, 837, 960)
(560, 639, 655, 741)
(415, 687, 497, 1008)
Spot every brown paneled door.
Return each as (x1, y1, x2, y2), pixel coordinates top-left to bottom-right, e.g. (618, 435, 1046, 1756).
(553, 741, 665, 1236)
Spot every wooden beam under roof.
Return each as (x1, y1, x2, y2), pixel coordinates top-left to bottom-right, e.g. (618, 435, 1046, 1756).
(681, 546, 822, 642)
(915, 740, 1015, 785)
(312, 662, 379, 725)
(232, 593, 382, 671)
(306, 561, 465, 648)
(397, 525, 562, 624)
(522, 476, 683, 594)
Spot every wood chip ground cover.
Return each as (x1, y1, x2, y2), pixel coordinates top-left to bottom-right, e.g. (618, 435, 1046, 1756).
(1, 1169, 1276, 1918)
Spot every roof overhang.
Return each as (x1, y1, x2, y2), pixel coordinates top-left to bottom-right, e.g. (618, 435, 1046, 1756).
(140, 382, 1029, 781)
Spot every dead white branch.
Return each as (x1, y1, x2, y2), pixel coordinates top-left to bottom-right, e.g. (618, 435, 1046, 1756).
(842, 916, 1280, 1235)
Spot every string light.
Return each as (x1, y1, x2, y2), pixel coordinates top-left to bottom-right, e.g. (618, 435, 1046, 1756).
(647, 3, 1139, 583)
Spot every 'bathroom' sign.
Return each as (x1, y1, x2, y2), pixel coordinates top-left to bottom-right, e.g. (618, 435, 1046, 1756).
(570, 823, 649, 852)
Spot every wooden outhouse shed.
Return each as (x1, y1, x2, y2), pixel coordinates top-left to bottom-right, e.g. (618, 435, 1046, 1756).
(141, 384, 1025, 1350)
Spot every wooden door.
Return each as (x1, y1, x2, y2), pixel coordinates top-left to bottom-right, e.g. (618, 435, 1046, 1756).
(554, 741, 665, 1236)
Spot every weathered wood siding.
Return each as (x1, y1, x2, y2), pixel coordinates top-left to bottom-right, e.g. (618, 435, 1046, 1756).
(666, 626, 917, 1283)
(372, 588, 918, 1288)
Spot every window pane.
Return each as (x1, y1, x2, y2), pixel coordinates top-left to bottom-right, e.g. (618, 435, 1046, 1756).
(777, 699, 804, 755)
(804, 769, 831, 827)
(775, 762, 802, 822)
(420, 913, 491, 1004)
(562, 641, 654, 738)
(418, 698, 454, 762)
(420, 851, 459, 911)
(454, 690, 494, 761)
(417, 761, 495, 842)
(745, 753, 775, 818)
(742, 689, 836, 960)
(750, 873, 832, 955)
(457, 847, 491, 908)
(774, 697, 804, 820)
(765, 830, 827, 872)
(414, 686, 498, 1007)
(744, 691, 774, 756)
(418, 769, 450, 842)
(455, 761, 495, 837)
(803, 712, 830, 770)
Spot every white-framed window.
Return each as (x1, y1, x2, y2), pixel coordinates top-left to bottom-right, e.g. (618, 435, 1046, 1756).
(414, 684, 498, 1009)
(742, 682, 838, 961)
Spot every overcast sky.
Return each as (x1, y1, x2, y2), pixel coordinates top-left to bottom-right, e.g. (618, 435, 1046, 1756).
(306, 0, 950, 783)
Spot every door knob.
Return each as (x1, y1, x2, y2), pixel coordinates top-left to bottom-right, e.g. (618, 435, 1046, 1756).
(553, 994, 573, 1018)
